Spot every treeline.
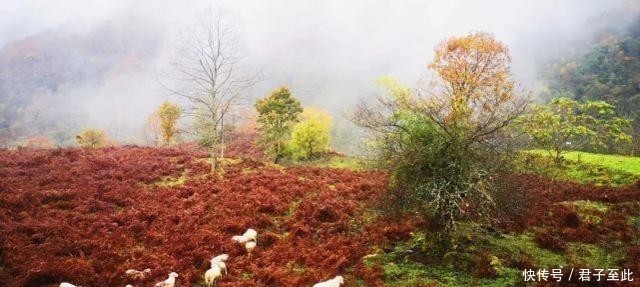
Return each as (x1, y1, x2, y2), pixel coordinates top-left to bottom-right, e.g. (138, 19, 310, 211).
(71, 87, 334, 166)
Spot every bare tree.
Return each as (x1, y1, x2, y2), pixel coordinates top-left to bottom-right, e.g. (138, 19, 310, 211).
(161, 10, 256, 172)
(142, 112, 160, 146)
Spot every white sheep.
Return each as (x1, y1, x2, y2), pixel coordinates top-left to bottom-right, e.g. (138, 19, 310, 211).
(125, 285, 134, 287)
(313, 276, 344, 287)
(214, 260, 227, 275)
(125, 268, 151, 280)
(154, 272, 178, 287)
(211, 253, 229, 275)
(211, 254, 229, 263)
(204, 264, 222, 287)
(245, 241, 257, 258)
(60, 283, 80, 287)
(231, 228, 257, 244)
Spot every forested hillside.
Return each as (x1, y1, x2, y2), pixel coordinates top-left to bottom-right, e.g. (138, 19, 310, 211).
(544, 17, 640, 153)
(0, 19, 162, 146)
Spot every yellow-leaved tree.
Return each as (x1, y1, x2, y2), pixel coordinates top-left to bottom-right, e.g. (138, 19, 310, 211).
(75, 128, 110, 148)
(288, 108, 332, 160)
(156, 102, 181, 145)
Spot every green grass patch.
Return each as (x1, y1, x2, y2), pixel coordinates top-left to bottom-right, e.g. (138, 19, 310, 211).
(359, 220, 633, 286)
(381, 260, 436, 286)
(361, 229, 529, 286)
(375, 257, 521, 287)
(487, 233, 567, 268)
(527, 150, 640, 175)
(518, 151, 639, 186)
(566, 243, 618, 269)
(293, 155, 372, 171)
(326, 156, 370, 170)
(631, 216, 640, 231)
(561, 151, 640, 176)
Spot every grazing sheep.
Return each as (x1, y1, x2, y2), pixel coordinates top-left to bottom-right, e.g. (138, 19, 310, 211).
(243, 228, 257, 243)
(60, 283, 80, 287)
(155, 272, 178, 287)
(211, 254, 229, 275)
(245, 241, 257, 257)
(125, 285, 134, 287)
(214, 260, 227, 275)
(125, 268, 151, 280)
(211, 254, 229, 263)
(313, 276, 344, 287)
(204, 264, 222, 287)
(231, 228, 257, 244)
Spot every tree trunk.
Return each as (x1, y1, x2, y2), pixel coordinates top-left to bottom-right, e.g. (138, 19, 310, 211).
(274, 141, 281, 164)
(220, 117, 225, 159)
(553, 149, 563, 167)
(210, 149, 218, 173)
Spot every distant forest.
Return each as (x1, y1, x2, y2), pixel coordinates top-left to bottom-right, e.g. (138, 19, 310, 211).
(543, 17, 640, 152)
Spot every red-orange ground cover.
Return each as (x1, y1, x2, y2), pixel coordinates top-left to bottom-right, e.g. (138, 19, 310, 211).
(498, 174, 640, 284)
(0, 146, 415, 287)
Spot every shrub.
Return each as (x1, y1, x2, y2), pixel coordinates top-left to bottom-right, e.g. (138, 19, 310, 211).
(353, 33, 527, 234)
(75, 128, 110, 148)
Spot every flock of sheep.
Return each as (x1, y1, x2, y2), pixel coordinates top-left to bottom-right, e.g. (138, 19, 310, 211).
(57, 229, 345, 287)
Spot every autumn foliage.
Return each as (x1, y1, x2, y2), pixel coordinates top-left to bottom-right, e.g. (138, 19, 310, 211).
(0, 146, 416, 287)
(354, 32, 527, 233)
(75, 128, 110, 148)
(493, 174, 640, 276)
(157, 102, 182, 145)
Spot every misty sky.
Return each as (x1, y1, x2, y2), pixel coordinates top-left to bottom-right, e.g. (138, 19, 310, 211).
(1, 0, 638, 147)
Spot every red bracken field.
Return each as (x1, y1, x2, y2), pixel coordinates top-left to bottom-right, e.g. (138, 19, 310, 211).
(0, 146, 416, 287)
(1, 145, 640, 287)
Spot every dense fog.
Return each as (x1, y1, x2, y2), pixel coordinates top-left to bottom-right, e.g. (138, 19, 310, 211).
(1, 0, 638, 151)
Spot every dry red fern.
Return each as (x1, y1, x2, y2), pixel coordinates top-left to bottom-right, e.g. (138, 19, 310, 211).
(0, 146, 413, 287)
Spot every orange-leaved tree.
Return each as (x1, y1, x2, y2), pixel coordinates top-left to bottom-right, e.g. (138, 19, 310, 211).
(354, 32, 527, 235)
(427, 32, 524, 144)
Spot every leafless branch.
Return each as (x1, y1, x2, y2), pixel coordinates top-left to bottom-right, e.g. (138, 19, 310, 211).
(159, 9, 258, 171)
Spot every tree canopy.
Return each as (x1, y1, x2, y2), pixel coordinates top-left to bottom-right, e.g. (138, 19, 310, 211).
(156, 101, 181, 145)
(289, 108, 332, 160)
(255, 87, 303, 163)
(75, 128, 110, 148)
(518, 97, 632, 164)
